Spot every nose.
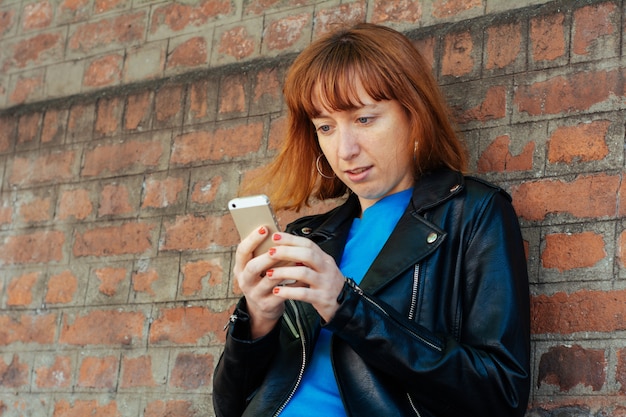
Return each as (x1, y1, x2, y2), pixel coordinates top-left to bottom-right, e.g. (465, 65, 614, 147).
(337, 125, 360, 160)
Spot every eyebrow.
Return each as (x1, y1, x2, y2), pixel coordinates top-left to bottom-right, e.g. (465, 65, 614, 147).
(312, 101, 381, 118)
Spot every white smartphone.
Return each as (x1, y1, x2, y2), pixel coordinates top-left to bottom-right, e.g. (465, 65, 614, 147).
(228, 194, 281, 257)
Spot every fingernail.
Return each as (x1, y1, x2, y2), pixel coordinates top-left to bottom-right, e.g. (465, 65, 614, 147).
(269, 248, 276, 256)
(295, 262, 304, 267)
(273, 287, 280, 295)
(259, 227, 267, 235)
(273, 233, 281, 241)
(266, 269, 273, 277)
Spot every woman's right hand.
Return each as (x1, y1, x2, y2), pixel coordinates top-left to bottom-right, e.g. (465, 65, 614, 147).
(233, 226, 286, 339)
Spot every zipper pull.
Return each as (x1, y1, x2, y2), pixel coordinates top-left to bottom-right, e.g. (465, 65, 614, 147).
(223, 314, 238, 331)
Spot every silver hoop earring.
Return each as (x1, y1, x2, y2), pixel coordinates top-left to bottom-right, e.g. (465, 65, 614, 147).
(316, 154, 335, 179)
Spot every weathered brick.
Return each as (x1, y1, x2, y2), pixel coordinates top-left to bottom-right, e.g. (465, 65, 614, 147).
(144, 400, 195, 417)
(181, 259, 223, 296)
(529, 12, 567, 63)
(94, 267, 127, 296)
(441, 31, 475, 78)
(9, 70, 46, 105)
(0, 313, 55, 347)
(68, 12, 146, 54)
(150, 1, 232, 35)
(531, 289, 626, 334)
(453, 85, 507, 124)
(154, 84, 183, 127)
(52, 399, 120, 417)
(251, 67, 282, 115)
(485, 22, 522, 71)
(45, 270, 79, 304)
(6, 272, 39, 306)
(263, 12, 311, 53)
(0, 115, 16, 153)
(9, 150, 77, 186)
(315, 1, 366, 36)
(141, 176, 185, 209)
(94, 0, 127, 14)
(17, 112, 41, 146)
(166, 36, 208, 70)
(19, 196, 53, 223)
(190, 176, 221, 205)
(125, 90, 153, 131)
(478, 135, 535, 173)
(548, 120, 610, 164)
(150, 306, 230, 344)
(58, 188, 93, 221)
(132, 269, 159, 297)
(511, 174, 619, 221)
(169, 352, 213, 389)
(73, 222, 154, 257)
(0, 355, 30, 388)
(572, 2, 620, 60)
(0, 8, 16, 37)
(123, 43, 166, 83)
(0, 230, 65, 265)
(161, 213, 235, 251)
(67, 102, 95, 143)
(170, 122, 263, 165)
(120, 355, 156, 388)
(78, 355, 118, 388)
(216, 25, 258, 62)
(84, 54, 123, 89)
(542, 231, 606, 272)
(432, 0, 482, 19)
(94, 96, 123, 137)
(98, 183, 134, 217)
(36, 356, 72, 388)
(10, 31, 64, 68)
(59, 310, 144, 346)
(82, 137, 165, 177)
(186, 78, 218, 124)
(219, 74, 248, 117)
(538, 345, 605, 391)
(23, 1, 53, 31)
(41, 108, 67, 145)
(371, 0, 421, 23)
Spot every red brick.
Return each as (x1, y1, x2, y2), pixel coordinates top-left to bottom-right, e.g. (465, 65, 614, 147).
(45, 270, 79, 304)
(0, 313, 56, 345)
(454, 85, 506, 123)
(94, 0, 126, 14)
(142, 176, 185, 209)
(187, 80, 216, 122)
(58, 189, 93, 221)
(572, 2, 618, 56)
(150, 306, 230, 344)
(413, 37, 436, 70)
(441, 31, 474, 77)
(0, 115, 16, 152)
(244, 0, 279, 15)
(120, 355, 156, 388)
(58, 0, 90, 23)
(84, 54, 123, 88)
(125, 90, 152, 131)
(23, 1, 53, 30)
(20, 196, 52, 223)
(82, 139, 164, 177)
(477, 135, 534, 173)
(181, 259, 223, 296)
(42, 109, 67, 144)
(315, 2, 366, 36)
(485, 22, 521, 70)
(542, 232, 606, 272)
(144, 400, 195, 417)
(95, 96, 122, 137)
(530, 13, 566, 62)
(59, 310, 144, 345)
(432, 0, 482, 18)
(98, 184, 134, 216)
(67, 102, 95, 143)
(68, 12, 146, 53)
(17, 112, 41, 145)
(264, 13, 310, 51)
(53, 399, 119, 417)
(0, 230, 65, 264)
(154, 85, 183, 125)
(190, 176, 221, 205)
(538, 345, 605, 391)
(169, 352, 213, 389)
(7, 272, 39, 306)
(514, 70, 620, 116)
(161, 214, 235, 251)
(548, 120, 610, 164)
(167, 37, 208, 69)
(11, 32, 63, 68)
(9, 151, 77, 186)
(617, 349, 626, 394)
(73, 222, 154, 257)
(94, 267, 127, 296)
(150, 1, 231, 33)
(0, 206, 13, 226)
(218, 26, 257, 60)
(0, 355, 29, 388)
(36, 356, 72, 388)
(171, 122, 263, 164)
(9, 72, 45, 105)
(0, 9, 16, 37)
(252, 67, 281, 110)
(372, 0, 421, 23)
(219, 74, 247, 115)
(531, 289, 626, 334)
(78, 355, 118, 388)
(511, 173, 619, 221)
(132, 269, 158, 297)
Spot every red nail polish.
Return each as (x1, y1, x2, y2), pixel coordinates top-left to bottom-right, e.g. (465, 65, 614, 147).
(259, 227, 267, 235)
(266, 269, 273, 277)
(273, 287, 280, 295)
(273, 233, 281, 241)
(269, 248, 276, 256)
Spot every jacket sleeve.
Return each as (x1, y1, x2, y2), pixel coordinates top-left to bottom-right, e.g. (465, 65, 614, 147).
(212, 298, 281, 417)
(324, 190, 531, 417)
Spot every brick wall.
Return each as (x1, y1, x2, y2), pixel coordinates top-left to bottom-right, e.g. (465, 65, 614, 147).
(1, 0, 625, 415)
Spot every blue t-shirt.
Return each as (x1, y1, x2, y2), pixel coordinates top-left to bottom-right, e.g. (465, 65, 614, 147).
(279, 188, 413, 416)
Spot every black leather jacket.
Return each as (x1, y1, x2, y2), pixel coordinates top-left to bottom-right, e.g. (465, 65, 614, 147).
(213, 168, 530, 417)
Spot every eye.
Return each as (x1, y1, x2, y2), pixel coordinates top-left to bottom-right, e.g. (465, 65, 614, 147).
(356, 116, 372, 124)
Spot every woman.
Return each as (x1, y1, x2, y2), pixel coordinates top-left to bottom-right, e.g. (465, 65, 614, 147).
(213, 23, 530, 417)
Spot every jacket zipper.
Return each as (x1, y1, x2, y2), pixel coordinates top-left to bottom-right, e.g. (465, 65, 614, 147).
(408, 264, 420, 321)
(273, 300, 307, 417)
(407, 393, 422, 417)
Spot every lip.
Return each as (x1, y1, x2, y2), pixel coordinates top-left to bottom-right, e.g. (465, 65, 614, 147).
(344, 166, 372, 182)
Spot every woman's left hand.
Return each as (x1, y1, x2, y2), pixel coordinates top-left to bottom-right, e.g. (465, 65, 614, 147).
(265, 232, 346, 322)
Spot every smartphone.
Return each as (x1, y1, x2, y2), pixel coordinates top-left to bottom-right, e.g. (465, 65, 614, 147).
(228, 194, 281, 257)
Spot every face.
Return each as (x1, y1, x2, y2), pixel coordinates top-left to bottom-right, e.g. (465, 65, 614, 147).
(311, 81, 415, 213)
